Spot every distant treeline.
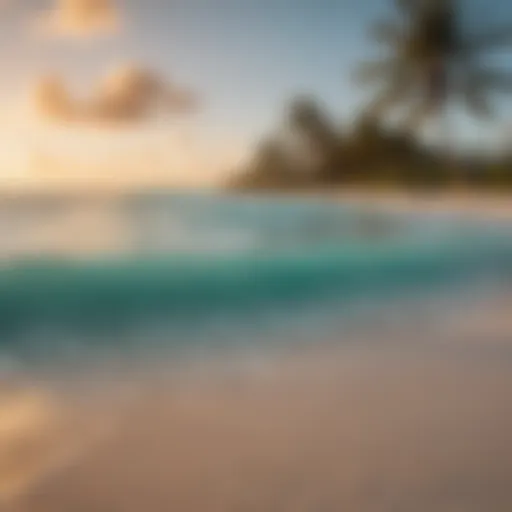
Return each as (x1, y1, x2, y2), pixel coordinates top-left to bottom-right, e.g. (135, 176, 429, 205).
(228, 97, 512, 191)
(230, 0, 512, 192)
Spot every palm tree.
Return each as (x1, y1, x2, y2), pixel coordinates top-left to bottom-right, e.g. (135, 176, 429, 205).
(286, 96, 342, 180)
(355, 0, 512, 177)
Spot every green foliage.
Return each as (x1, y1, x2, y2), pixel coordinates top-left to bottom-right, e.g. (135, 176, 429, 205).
(229, 97, 512, 191)
(230, 1, 512, 192)
(356, 0, 512, 129)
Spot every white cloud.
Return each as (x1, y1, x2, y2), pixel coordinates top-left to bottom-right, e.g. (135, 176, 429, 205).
(33, 65, 199, 125)
(34, 0, 120, 39)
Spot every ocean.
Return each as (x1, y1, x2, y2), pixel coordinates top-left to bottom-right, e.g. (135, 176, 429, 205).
(2, 191, 512, 355)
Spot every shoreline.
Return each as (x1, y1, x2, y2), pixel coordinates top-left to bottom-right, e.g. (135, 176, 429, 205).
(1, 184, 512, 223)
(243, 186, 512, 220)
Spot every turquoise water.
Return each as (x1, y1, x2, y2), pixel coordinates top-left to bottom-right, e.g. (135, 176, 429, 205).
(1, 192, 512, 365)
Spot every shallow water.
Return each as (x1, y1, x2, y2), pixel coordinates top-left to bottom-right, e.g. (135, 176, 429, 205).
(1, 192, 512, 349)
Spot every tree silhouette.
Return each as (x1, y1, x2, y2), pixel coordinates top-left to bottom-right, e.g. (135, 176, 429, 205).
(230, 137, 298, 189)
(286, 96, 342, 181)
(230, 1, 512, 191)
(355, 0, 512, 147)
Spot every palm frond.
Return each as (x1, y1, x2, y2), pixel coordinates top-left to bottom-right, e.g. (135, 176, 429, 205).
(358, 0, 512, 131)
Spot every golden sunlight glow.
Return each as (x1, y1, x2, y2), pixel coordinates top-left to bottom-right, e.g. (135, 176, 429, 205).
(0, 111, 248, 191)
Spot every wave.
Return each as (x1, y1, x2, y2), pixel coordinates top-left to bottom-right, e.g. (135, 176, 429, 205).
(1, 193, 512, 365)
(1, 229, 512, 338)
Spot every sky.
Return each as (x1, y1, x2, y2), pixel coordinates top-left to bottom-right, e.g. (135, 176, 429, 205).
(0, 0, 511, 188)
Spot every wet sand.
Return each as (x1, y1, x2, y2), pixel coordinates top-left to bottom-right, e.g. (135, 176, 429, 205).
(2, 290, 512, 512)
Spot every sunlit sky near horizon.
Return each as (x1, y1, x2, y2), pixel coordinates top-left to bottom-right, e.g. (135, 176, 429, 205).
(0, 0, 511, 188)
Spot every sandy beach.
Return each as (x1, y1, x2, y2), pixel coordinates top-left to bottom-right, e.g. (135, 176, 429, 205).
(294, 189, 512, 221)
(0, 282, 511, 512)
